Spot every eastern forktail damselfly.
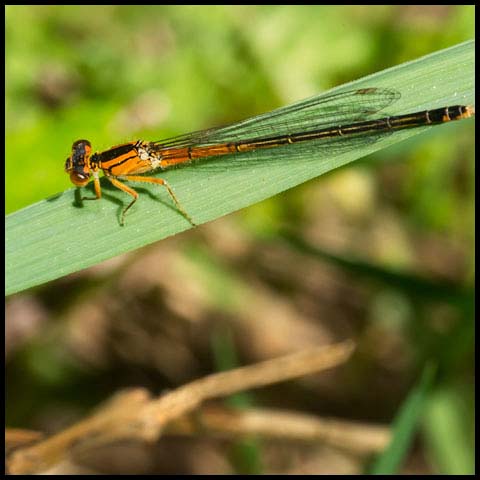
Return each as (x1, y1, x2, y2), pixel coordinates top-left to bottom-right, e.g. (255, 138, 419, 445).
(65, 87, 474, 226)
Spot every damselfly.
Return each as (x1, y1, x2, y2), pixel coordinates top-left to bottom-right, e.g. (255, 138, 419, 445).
(65, 87, 474, 226)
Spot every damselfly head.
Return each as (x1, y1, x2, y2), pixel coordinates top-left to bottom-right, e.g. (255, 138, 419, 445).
(65, 139, 92, 186)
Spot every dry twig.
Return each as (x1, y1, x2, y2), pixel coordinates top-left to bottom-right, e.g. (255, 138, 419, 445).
(167, 405, 390, 455)
(7, 340, 355, 474)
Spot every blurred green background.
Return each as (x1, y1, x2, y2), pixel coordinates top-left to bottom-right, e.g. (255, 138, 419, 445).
(5, 5, 474, 475)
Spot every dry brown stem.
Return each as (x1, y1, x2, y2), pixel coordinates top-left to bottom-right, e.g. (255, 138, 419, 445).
(7, 340, 355, 474)
(167, 405, 390, 455)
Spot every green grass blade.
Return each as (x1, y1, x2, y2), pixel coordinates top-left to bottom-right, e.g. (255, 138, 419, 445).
(5, 40, 474, 296)
(279, 230, 474, 306)
(210, 329, 264, 474)
(423, 386, 475, 474)
(368, 363, 437, 474)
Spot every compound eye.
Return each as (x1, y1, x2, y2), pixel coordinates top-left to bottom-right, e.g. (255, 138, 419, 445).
(69, 171, 91, 187)
(68, 140, 92, 168)
(72, 139, 92, 150)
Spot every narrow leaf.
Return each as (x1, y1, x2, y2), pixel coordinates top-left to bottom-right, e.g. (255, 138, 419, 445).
(6, 41, 474, 295)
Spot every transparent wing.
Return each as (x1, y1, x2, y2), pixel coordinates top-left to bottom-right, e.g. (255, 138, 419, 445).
(153, 87, 401, 148)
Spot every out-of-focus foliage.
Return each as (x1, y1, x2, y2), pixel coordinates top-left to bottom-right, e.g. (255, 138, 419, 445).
(5, 5, 474, 213)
